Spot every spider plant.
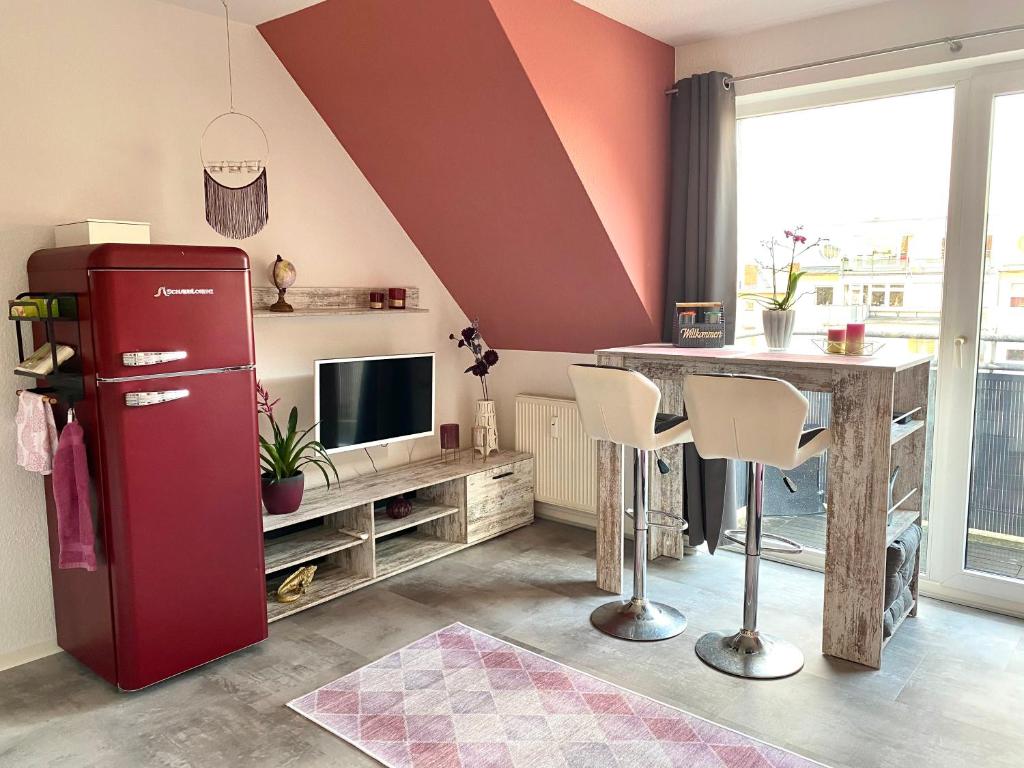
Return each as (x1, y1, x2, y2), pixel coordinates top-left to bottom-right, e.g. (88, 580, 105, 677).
(256, 381, 339, 487)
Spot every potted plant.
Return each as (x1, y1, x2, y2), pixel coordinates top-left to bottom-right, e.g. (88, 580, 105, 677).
(449, 320, 500, 456)
(257, 381, 339, 515)
(743, 227, 825, 350)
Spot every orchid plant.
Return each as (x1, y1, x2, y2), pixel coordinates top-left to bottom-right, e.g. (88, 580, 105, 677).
(743, 227, 826, 311)
(256, 381, 339, 487)
(449, 320, 499, 400)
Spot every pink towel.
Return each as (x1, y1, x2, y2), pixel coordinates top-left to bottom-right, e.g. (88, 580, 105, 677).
(52, 421, 97, 571)
(16, 391, 59, 474)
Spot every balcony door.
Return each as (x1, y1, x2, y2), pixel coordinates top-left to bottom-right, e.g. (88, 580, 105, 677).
(929, 67, 1024, 611)
(736, 63, 1024, 616)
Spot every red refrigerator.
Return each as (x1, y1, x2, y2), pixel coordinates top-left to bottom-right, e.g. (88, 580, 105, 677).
(27, 244, 267, 690)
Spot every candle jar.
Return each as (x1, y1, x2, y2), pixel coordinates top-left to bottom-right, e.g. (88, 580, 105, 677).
(388, 288, 406, 309)
(440, 423, 460, 462)
(368, 291, 386, 310)
(826, 327, 847, 354)
(845, 322, 866, 355)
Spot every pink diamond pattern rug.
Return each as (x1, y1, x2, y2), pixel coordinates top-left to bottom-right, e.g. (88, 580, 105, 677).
(289, 623, 827, 768)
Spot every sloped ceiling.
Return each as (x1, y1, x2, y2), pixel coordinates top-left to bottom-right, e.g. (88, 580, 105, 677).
(260, 0, 674, 353)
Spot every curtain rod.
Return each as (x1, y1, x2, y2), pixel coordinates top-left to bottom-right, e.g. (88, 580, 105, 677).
(664, 23, 1024, 94)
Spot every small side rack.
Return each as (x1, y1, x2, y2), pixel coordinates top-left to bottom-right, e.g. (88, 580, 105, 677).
(9, 292, 84, 405)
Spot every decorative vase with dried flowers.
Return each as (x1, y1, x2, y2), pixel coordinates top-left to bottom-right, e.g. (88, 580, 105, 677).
(257, 381, 339, 515)
(742, 227, 826, 351)
(449, 321, 500, 457)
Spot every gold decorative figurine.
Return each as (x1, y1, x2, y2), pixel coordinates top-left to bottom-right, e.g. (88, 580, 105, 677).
(276, 565, 317, 603)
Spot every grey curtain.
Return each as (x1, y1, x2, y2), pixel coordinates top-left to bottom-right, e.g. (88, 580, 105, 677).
(663, 72, 738, 554)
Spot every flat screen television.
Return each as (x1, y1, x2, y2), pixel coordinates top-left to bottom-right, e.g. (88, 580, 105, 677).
(315, 353, 435, 454)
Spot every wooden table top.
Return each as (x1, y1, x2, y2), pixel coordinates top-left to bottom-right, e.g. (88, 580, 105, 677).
(596, 343, 933, 372)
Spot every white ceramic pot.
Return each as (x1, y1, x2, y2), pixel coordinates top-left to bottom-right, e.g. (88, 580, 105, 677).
(762, 309, 796, 351)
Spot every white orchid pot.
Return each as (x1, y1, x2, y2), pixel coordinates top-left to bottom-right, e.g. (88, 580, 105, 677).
(762, 309, 796, 351)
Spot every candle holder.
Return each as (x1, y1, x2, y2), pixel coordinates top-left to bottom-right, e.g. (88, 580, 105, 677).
(440, 423, 460, 462)
(388, 288, 406, 309)
(368, 291, 386, 310)
(826, 327, 846, 354)
(813, 338, 886, 357)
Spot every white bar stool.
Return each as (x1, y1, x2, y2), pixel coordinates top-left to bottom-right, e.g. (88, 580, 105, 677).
(569, 364, 694, 641)
(683, 373, 831, 679)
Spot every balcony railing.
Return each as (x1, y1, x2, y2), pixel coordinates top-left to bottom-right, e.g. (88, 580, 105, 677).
(734, 328, 1024, 542)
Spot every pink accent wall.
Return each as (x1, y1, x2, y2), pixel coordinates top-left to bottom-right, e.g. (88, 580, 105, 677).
(260, 0, 673, 353)
(489, 0, 674, 331)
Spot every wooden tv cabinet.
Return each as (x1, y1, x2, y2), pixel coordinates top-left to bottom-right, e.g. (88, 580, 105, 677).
(261, 450, 534, 622)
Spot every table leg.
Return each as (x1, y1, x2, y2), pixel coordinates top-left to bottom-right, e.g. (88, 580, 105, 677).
(649, 376, 686, 561)
(597, 439, 624, 594)
(822, 370, 893, 669)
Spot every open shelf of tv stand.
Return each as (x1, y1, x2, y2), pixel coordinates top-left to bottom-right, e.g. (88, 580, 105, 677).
(261, 450, 534, 623)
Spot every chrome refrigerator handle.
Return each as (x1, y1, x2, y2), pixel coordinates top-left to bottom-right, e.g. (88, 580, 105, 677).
(124, 389, 190, 407)
(122, 351, 188, 367)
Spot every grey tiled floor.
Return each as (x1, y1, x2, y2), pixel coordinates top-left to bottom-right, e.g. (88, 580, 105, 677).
(2, 519, 1023, 768)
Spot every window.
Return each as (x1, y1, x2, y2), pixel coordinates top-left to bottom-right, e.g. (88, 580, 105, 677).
(1007, 349, 1024, 362)
(1011, 283, 1024, 309)
(737, 88, 955, 563)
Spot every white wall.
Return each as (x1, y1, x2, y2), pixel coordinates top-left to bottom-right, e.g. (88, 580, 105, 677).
(675, 0, 1024, 92)
(0, 0, 475, 670)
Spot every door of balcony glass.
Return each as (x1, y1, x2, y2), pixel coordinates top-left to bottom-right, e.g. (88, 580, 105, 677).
(929, 68, 1024, 609)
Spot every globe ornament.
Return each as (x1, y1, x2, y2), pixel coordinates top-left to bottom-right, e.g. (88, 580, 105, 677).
(269, 255, 296, 313)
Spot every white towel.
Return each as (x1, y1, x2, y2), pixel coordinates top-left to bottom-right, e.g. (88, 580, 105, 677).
(16, 392, 59, 475)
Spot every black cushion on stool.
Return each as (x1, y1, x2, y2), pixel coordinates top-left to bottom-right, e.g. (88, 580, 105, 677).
(798, 427, 828, 447)
(655, 413, 687, 434)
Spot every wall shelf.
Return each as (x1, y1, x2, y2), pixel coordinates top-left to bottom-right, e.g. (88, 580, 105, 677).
(264, 525, 368, 574)
(253, 307, 428, 319)
(375, 533, 465, 579)
(882, 598, 916, 649)
(251, 286, 424, 318)
(267, 564, 372, 622)
(890, 419, 925, 446)
(886, 509, 921, 547)
(374, 501, 459, 538)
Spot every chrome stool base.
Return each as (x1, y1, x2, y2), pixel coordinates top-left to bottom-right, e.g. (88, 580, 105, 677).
(591, 598, 687, 642)
(695, 628, 804, 680)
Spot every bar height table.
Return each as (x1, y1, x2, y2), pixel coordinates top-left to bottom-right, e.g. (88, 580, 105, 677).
(593, 343, 932, 669)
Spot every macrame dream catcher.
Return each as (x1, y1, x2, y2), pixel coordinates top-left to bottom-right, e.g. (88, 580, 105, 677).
(201, 0, 269, 239)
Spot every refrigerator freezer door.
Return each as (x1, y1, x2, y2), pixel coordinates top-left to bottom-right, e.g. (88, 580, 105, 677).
(89, 269, 255, 379)
(97, 368, 266, 690)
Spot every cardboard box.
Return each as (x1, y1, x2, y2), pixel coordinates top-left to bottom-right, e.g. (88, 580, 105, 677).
(54, 219, 151, 247)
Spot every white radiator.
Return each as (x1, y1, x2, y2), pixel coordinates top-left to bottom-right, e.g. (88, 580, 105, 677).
(514, 395, 597, 515)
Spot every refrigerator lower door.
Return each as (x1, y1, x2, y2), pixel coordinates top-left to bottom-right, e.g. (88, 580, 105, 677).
(96, 367, 267, 690)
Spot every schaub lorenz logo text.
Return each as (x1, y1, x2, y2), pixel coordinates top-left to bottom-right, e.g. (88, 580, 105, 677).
(153, 287, 215, 297)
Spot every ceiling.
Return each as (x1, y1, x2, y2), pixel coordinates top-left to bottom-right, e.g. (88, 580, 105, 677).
(158, 0, 888, 44)
(156, 0, 322, 25)
(574, 0, 889, 45)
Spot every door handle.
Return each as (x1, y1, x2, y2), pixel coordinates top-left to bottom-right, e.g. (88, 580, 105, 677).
(122, 350, 188, 367)
(953, 336, 967, 369)
(124, 389, 190, 407)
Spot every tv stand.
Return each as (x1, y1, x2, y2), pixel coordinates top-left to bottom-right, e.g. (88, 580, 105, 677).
(261, 450, 534, 621)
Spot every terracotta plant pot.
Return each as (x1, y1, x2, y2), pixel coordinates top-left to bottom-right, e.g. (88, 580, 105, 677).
(261, 472, 305, 515)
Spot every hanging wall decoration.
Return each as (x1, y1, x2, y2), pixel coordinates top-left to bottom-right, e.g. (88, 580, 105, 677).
(201, 0, 270, 239)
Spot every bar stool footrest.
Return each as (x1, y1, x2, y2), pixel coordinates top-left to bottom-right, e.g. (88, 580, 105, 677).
(722, 529, 803, 555)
